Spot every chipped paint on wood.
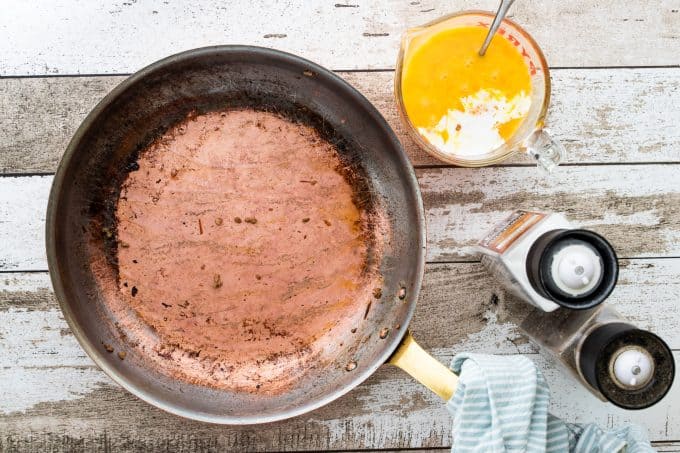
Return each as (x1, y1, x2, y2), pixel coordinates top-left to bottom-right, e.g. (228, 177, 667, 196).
(0, 366, 109, 415)
(411, 259, 680, 353)
(4, 164, 679, 270)
(0, 259, 678, 449)
(0, 177, 49, 271)
(0, 276, 109, 413)
(1, 69, 679, 173)
(417, 164, 680, 261)
(0, 0, 678, 75)
(343, 68, 680, 167)
(1, 1, 680, 446)
(0, 353, 677, 450)
(0, 76, 124, 173)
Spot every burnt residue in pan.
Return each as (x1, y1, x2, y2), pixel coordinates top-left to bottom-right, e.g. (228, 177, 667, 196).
(89, 94, 384, 274)
(86, 95, 390, 395)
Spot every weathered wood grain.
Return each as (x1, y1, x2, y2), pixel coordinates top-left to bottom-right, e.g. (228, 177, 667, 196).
(655, 442, 680, 452)
(342, 446, 680, 453)
(0, 177, 47, 271)
(2, 164, 678, 270)
(343, 68, 680, 167)
(2, 1, 679, 450)
(351, 448, 680, 453)
(1, 0, 679, 76)
(1, 259, 678, 451)
(313, 446, 680, 453)
(418, 164, 680, 261)
(1, 68, 679, 173)
(3, 259, 677, 381)
(0, 76, 122, 174)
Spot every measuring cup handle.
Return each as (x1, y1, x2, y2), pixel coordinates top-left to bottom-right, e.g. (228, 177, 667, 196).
(525, 129, 565, 173)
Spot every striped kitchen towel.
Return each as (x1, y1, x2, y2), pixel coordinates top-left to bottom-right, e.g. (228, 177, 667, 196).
(447, 354, 655, 452)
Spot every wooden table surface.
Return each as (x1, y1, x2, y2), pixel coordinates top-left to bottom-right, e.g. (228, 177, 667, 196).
(1, 1, 679, 451)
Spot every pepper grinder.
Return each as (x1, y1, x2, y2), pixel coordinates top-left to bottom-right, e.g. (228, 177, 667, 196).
(477, 210, 618, 312)
(478, 211, 675, 408)
(520, 304, 675, 409)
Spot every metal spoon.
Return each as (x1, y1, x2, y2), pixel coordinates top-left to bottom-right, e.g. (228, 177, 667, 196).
(479, 0, 516, 56)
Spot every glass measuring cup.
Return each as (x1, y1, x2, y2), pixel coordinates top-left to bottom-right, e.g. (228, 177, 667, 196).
(395, 11, 565, 171)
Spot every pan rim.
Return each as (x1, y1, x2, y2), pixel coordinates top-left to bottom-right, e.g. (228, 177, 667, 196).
(45, 44, 427, 424)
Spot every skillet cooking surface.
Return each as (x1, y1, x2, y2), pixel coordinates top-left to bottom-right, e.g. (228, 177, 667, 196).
(47, 46, 425, 423)
(112, 108, 389, 395)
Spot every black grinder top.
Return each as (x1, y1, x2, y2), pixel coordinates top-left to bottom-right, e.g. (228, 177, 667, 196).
(526, 229, 618, 309)
(579, 323, 675, 410)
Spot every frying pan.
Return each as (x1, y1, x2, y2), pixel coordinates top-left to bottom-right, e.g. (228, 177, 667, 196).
(46, 45, 458, 424)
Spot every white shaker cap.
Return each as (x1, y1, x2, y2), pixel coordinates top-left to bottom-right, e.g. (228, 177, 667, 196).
(612, 346, 655, 389)
(550, 242, 602, 297)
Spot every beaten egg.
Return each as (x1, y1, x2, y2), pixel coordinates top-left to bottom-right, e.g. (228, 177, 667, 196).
(401, 25, 532, 157)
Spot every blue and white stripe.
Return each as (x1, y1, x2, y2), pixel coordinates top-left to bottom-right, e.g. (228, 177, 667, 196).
(447, 354, 655, 452)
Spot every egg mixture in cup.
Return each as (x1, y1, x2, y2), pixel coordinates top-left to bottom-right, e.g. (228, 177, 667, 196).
(395, 11, 564, 171)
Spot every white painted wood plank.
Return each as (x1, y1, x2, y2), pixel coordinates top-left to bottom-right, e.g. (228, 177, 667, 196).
(2, 68, 679, 173)
(419, 164, 680, 261)
(0, 177, 48, 271)
(0, 336, 680, 451)
(0, 76, 123, 173)
(412, 259, 680, 356)
(345, 67, 680, 167)
(1, 0, 679, 76)
(2, 259, 676, 383)
(1, 336, 677, 449)
(343, 445, 680, 453)
(1, 259, 677, 449)
(2, 165, 679, 270)
(655, 442, 680, 452)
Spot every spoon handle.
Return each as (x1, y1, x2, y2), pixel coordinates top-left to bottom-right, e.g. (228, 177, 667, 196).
(479, 0, 516, 56)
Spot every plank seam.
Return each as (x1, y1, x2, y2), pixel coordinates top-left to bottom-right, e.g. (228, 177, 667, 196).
(4, 256, 680, 274)
(5, 161, 680, 179)
(0, 172, 55, 178)
(202, 439, 680, 453)
(413, 162, 680, 170)
(0, 65, 678, 80)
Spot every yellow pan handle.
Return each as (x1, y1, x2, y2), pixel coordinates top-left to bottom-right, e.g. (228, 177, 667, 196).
(388, 331, 458, 401)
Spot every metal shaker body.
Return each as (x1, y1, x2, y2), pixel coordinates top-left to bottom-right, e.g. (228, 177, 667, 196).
(520, 304, 620, 401)
(479, 211, 673, 409)
(520, 305, 675, 409)
(477, 210, 618, 312)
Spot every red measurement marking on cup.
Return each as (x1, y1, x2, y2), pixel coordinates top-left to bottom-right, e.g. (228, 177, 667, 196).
(477, 20, 541, 76)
